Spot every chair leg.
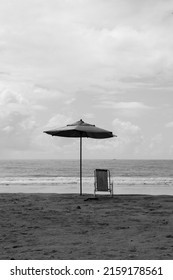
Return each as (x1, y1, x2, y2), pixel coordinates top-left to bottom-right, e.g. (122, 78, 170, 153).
(111, 183, 113, 197)
(94, 183, 96, 197)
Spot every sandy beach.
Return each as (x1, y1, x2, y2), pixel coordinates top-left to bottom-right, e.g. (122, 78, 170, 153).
(0, 193, 173, 260)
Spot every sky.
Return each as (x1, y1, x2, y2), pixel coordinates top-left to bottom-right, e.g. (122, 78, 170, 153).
(0, 0, 173, 159)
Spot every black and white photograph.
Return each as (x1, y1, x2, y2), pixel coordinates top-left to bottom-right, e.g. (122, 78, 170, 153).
(0, 0, 173, 264)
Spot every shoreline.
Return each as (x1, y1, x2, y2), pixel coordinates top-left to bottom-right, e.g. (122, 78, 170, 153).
(1, 193, 173, 259)
(0, 183, 173, 195)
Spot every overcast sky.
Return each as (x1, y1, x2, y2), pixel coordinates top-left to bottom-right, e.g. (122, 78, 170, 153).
(0, 0, 173, 159)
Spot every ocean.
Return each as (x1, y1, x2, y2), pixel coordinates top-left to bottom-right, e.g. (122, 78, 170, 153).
(0, 159, 173, 195)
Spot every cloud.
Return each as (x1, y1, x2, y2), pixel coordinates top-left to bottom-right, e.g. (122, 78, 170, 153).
(83, 118, 144, 159)
(33, 85, 64, 100)
(45, 114, 73, 128)
(83, 113, 95, 119)
(165, 121, 173, 128)
(146, 133, 169, 158)
(97, 101, 151, 109)
(112, 118, 144, 156)
(0, 89, 31, 117)
(0, 88, 38, 151)
(0, 0, 173, 159)
(149, 134, 163, 149)
(64, 98, 76, 105)
(0, 0, 173, 91)
(113, 118, 142, 135)
(95, 100, 152, 118)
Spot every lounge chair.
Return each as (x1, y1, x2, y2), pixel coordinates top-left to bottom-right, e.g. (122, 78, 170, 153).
(94, 169, 113, 196)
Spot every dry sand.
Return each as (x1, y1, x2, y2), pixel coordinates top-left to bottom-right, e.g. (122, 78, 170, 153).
(0, 193, 173, 260)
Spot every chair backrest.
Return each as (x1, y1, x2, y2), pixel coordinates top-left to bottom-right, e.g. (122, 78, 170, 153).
(95, 169, 109, 191)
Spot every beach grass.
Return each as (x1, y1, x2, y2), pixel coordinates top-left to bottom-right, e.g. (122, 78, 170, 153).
(0, 193, 173, 259)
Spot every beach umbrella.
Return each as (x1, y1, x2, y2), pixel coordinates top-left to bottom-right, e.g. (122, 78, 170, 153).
(44, 119, 116, 195)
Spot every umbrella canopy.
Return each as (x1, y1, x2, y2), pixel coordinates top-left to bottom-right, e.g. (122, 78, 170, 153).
(44, 119, 116, 195)
(44, 119, 114, 138)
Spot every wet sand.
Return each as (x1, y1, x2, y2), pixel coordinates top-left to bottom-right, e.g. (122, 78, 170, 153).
(0, 193, 173, 260)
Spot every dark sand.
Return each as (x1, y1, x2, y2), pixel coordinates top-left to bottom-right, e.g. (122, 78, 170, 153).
(0, 193, 173, 260)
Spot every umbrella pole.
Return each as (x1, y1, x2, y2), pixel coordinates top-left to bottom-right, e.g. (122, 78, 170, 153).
(80, 136, 82, 195)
